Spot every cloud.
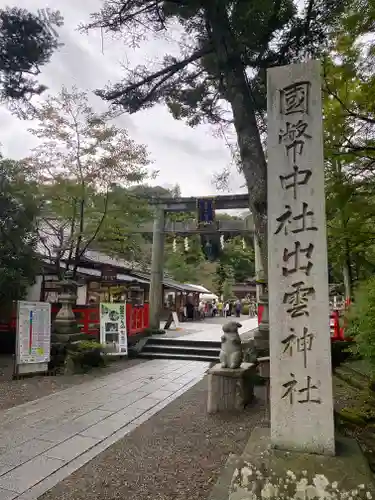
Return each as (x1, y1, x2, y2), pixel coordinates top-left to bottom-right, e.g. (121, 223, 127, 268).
(0, 0, 245, 196)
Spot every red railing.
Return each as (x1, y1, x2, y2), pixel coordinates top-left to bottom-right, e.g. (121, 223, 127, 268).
(126, 303, 149, 334)
(0, 302, 150, 340)
(257, 303, 350, 342)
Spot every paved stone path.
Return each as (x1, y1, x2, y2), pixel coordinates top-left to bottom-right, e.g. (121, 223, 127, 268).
(0, 359, 209, 500)
(180, 317, 258, 342)
(158, 316, 258, 342)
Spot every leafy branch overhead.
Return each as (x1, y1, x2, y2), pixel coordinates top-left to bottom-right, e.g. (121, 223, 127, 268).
(0, 7, 63, 108)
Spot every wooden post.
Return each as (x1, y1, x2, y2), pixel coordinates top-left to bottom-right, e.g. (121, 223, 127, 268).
(149, 206, 165, 330)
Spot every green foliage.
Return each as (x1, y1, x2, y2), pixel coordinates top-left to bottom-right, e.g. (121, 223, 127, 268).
(323, 2, 375, 289)
(219, 236, 255, 283)
(85, 0, 348, 266)
(165, 235, 206, 283)
(0, 7, 62, 108)
(142, 327, 165, 335)
(346, 277, 375, 377)
(0, 158, 40, 306)
(222, 277, 234, 301)
(241, 303, 249, 315)
(66, 340, 105, 372)
(23, 86, 150, 277)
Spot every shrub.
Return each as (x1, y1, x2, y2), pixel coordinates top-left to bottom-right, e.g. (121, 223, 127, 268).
(241, 304, 249, 315)
(142, 327, 165, 335)
(65, 340, 106, 373)
(331, 340, 353, 370)
(346, 277, 375, 378)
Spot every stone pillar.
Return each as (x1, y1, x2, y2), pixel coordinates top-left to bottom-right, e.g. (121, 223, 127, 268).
(267, 60, 335, 455)
(149, 206, 165, 330)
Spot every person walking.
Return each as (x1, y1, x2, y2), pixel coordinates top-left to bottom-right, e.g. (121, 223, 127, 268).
(217, 300, 223, 317)
(224, 302, 230, 318)
(235, 299, 241, 318)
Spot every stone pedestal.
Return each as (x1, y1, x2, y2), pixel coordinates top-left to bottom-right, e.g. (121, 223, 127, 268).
(208, 427, 375, 500)
(228, 428, 375, 500)
(207, 363, 256, 414)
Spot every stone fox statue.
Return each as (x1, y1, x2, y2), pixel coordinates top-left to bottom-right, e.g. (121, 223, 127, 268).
(219, 321, 243, 369)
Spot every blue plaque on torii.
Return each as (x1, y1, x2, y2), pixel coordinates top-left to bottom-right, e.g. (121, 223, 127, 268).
(196, 198, 215, 227)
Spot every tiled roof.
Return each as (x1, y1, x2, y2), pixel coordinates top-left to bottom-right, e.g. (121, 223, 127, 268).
(37, 220, 209, 293)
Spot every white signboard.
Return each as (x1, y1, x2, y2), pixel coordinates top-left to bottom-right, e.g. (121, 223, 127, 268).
(100, 303, 128, 355)
(16, 301, 51, 372)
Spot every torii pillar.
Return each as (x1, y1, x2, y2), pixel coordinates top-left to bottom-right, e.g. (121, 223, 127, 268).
(149, 206, 165, 330)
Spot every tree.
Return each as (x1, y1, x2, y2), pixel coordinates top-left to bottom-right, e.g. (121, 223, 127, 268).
(0, 158, 40, 306)
(0, 7, 62, 110)
(84, 0, 348, 268)
(219, 235, 255, 282)
(23, 86, 151, 279)
(164, 234, 206, 283)
(322, 4, 375, 295)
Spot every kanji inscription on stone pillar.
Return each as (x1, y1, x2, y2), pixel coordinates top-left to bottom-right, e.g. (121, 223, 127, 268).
(267, 60, 335, 455)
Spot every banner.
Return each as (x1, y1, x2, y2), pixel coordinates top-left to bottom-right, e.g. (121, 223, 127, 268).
(16, 301, 51, 366)
(99, 302, 128, 355)
(197, 197, 215, 226)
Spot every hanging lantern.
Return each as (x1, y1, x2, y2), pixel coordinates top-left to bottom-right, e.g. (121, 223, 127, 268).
(220, 234, 225, 249)
(173, 237, 177, 252)
(184, 237, 189, 251)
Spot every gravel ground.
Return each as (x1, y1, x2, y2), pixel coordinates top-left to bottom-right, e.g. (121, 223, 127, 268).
(41, 380, 269, 500)
(0, 356, 146, 411)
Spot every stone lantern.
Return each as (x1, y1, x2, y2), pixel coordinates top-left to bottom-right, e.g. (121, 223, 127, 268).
(53, 270, 80, 343)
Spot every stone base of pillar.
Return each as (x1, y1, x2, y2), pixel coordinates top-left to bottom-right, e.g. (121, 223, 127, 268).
(207, 362, 257, 414)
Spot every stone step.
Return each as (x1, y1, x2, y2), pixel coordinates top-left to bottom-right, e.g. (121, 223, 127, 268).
(142, 343, 220, 358)
(148, 337, 221, 349)
(138, 351, 217, 362)
(139, 336, 221, 362)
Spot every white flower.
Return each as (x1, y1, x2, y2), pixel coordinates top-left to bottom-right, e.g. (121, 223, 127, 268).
(332, 482, 338, 490)
(366, 492, 372, 500)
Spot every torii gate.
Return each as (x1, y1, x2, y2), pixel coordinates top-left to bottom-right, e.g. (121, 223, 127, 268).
(144, 194, 268, 353)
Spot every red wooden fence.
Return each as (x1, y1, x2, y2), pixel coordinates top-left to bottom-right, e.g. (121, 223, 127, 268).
(0, 302, 150, 340)
(257, 304, 349, 342)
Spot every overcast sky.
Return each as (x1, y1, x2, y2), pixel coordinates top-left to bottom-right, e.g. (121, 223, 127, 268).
(0, 0, 246, 197)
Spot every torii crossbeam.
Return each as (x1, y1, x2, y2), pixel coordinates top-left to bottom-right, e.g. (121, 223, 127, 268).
(146, 195, 262, 329)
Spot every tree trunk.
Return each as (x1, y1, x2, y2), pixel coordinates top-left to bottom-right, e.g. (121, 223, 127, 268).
(343, 239, 353, 300)
(342, 262, 351, 300)
(205, 2, 268, 272)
